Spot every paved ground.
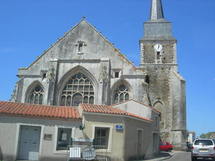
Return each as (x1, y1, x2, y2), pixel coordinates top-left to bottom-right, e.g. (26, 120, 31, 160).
(165, 151, 191, 161)
(143, 151, 174, 161)
(144, 151, 190, 161)
(144, 151, 214, 161)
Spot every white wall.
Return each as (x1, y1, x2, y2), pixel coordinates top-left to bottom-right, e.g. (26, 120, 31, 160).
(0, 115, 81, 161)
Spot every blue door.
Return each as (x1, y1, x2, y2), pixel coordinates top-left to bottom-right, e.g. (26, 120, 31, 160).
(17, 126, 41, 160)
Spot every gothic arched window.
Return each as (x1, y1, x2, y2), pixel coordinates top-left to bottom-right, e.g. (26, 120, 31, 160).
(113, 84, 129, 104)
(60, 73, 94, 106)
(28, 85, 44, 104)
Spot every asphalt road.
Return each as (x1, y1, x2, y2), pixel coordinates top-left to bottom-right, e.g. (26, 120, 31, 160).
(166, 152, 191, 161)
(166, 152, 214, 161)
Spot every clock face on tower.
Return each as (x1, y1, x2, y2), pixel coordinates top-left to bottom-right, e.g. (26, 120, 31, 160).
(154, 44, 163, 52)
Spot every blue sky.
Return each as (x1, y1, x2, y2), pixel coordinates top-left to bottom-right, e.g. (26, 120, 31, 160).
(0, 0, 214, 136)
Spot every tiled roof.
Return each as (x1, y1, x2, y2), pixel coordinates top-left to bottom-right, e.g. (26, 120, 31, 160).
(81, 104, 128, 115)
(0, 101, 152, 122)
(0, 101, 81, 120)
(80, 104, 152, 122)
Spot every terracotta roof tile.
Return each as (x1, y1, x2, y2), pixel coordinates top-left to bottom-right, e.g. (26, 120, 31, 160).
(80, 104, 152, 122)
(0, 101, 152, 122)
(0, 101, 81, 120)
(81, 104, 127, 115)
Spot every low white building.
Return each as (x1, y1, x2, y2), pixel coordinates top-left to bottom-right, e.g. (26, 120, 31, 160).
(112, 99, 160, 157)
(0, 100, 160, 161)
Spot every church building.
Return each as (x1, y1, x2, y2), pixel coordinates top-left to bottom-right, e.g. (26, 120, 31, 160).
(10, 0, 186, 151)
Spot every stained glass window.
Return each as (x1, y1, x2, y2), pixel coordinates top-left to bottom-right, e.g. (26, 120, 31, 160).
(28, 85, 44, 104)
(60, 73, 94, 106)
(113, 84, 129, 104)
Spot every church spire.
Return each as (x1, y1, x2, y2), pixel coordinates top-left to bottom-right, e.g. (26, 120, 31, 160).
(150, 0, 164, 20)
(143, 0, 174, 40)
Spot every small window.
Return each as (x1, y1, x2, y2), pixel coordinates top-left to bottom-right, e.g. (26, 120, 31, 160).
(56, 128, 72, 150)
(42, 73, 46, 79)
(94, 127, 110, 149)
(112, 69, 121, 78)
(145, 75, 150, 84)
(78, 42, 83, 52)
(156, 52, 161, 59)
(41, 70, 47, 80)
(77, 41, 86, 53)
(115, 72, 119, 78)
(156, 51, 162, 63)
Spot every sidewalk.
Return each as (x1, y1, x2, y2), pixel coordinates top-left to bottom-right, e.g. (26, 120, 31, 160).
(143, 151, 174, 161)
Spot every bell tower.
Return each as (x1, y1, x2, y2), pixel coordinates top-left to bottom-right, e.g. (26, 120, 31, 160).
(140, 0, 187, 150)
(140, 0, 177, 66)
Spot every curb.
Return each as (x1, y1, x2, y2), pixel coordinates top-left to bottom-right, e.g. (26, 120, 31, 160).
(143, 151, 175, 161)
(159, 153, 174, 161)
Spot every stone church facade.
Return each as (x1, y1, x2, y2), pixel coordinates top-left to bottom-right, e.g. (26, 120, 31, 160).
(10, 0, 186, 149)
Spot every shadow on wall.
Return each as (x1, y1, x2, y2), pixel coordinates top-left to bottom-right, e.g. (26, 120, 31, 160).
(128, 155, 145, 161)
(0, 146, 3, 161)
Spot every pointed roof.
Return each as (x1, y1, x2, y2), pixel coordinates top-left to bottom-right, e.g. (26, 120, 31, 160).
(150, 0, 164, 21)
(143, 0, 175, 39)
(18, 18, 139, 73)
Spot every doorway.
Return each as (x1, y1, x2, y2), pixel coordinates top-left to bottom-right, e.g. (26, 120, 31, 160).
(17, 125, 41, 160)
(153, 133, 159, 154)
(137, 129, 143, 158)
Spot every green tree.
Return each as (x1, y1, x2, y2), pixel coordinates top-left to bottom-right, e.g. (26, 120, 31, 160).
(200, 132, 215, 139)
